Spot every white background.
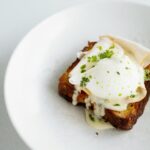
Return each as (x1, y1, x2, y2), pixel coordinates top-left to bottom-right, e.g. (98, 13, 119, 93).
(0, 0, 150, 149)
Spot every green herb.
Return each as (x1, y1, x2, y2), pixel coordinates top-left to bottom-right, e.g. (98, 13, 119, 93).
(87, 49, 114, 64)
(89, 114, 95, 122)
(118, 93, 122, 96)
(98, 50, 114, 59)
(80, 76, 90, 87)
(81, 64, 86, 69)
(89, 75, 92, 79)
(81, 70, 86, 73)
(130, 94, 136, 98)
(114, 104, 120, 106)
(116, 71, 120, 75)
(109, 44, 115, 49)
(98, 45, 103, 51)
(86, 48, 114, 67)
(91, 56, 98, 62)
(96, 81, 99, 84)
(87, 57, 91, 62)
(125, 67, 129, 70)
(144, 69, 150, 81)
(88, 55, 98, 62)
(80, 64, 86, 73)
(107, 71, 110, 73)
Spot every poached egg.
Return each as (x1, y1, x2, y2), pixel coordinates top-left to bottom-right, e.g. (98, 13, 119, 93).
(68, 35, 150, 128)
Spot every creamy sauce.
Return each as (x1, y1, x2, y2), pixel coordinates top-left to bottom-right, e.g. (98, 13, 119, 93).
(93, 104, 105, 117)
(85, 109, 113, 130)
(72, 85, 81, 105)
(72, 90, 78, 105)
(84, 96, 91, 109)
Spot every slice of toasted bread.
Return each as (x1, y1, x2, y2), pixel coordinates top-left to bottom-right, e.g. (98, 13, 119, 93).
(58, 42, 150, 130)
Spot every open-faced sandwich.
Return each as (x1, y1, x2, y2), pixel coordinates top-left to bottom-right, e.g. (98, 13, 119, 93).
(58, 35, 150, 130)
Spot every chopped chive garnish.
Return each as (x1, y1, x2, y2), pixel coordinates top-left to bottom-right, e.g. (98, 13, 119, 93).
(81, 64, 86, 69)
(87, 57, 90, 62)
(81, 70, 86, 73)
(98, 45, 103, 50)
(125, 67, 129, 70)
(89, 75, 92, 79)
(98, 50, 114, 59)
(130, 94, 136, 98)
(89, 114, 95, 122)
(118, 93, 122, 96)
(96, 81, 99, 84)
(114, 104, 120, 106)
(88, 55, 98, 62)
(107, 71, 110, 73)
(87, 49, 114, 64)
(92, 56, 98, 62)
(109, 44, 115, 49)
(80, 76, 90, 87)
(144, 69, 150, 81)
(116, 71, 120, 75)
(80, 64, 86, 73)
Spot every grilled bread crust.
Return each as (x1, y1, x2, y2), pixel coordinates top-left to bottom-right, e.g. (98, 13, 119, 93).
(58, 42, 150, 130)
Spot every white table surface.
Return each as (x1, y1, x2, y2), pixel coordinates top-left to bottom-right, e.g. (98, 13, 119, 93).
(0, 0, 150, 149)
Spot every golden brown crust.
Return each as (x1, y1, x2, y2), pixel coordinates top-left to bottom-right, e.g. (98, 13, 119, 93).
(58, 42, 150, 130)
(58, 42, 96, 104)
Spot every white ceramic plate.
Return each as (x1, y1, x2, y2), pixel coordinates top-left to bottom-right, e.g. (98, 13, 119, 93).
(5, 1, 150, 150)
